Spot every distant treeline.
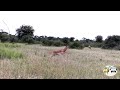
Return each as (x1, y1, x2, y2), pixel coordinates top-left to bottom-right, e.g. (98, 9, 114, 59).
(1, 25, 120, 50)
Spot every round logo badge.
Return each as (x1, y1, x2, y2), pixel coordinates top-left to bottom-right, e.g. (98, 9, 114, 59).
(103, 65, 117, 76)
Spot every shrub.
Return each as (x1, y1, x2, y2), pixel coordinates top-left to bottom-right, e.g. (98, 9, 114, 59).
(33, 41, 41, 44)
(69, 41, 84, 49)
(61, 37, 70, 45)
(53, 40, 64, 46)
(91, 42, 103, 48)
(113, 45, 120, 50)
(102, 35, 120, 49)
(95, 35, 103, 43)
(21, 35, 34, 44)
(47, 40, 54, 46)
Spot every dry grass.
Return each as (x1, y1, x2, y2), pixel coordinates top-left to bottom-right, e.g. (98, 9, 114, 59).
(0, 43, 120, 79)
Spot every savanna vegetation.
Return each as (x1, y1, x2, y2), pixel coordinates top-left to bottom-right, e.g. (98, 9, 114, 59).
(1, 25, 120, 50)
(0, 25, 120, 79)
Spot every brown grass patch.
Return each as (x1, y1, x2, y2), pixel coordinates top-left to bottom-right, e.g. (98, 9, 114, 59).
(0, 44, 120, 79)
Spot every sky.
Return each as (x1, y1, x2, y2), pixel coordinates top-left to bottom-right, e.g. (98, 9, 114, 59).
(0, 11, 120, 40)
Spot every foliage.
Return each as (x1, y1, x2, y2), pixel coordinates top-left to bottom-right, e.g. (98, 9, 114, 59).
(61, 37, 70, 45)
(102, 35, 120, 49)
(95, 35, 103, 43)
(91, 42, 103, 48)
(9, 35, 18, 43)
(69, 37, 75, 42)
(69, 41, 84, 49)
(0, 31, 9, 42)
(53, 40, 64, 46)
(0, 43, 23, 59)
(16, 25, 34, 40)
(3, 24, 120, 51)
(21, 35, 34, 44)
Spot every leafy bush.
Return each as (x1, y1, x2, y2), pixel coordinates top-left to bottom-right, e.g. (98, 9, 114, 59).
(95, 35, 103, 43)
(102, 35, 120, 49)
(113, 45, 120, 50)
(42, 40, 53, 46)
(33, 41, 42, 44)
(53, 40, 64, 46)
(0, 32, 9, 42)
(9, 35, 18, 43)
(69, 41, 84, 49)
(91, 42, 103, 48)
(46, 40, 54, 46)
(21, 35, 34, 44)
(61, 37, 70, 45)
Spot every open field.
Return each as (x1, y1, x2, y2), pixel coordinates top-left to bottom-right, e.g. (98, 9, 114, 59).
(0, 43, 120, 79)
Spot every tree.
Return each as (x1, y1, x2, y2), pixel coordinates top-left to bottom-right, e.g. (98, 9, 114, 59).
(102, 35, 120, 49)
(16, 25, 34, 40)
(0, 31, 9, 42)
(61, 37, 70, 45)
(47, 36, 54, 40)
(70, 37, 75, 42)
(95, 35, 103, 43)
(21, 35, 34, 44)
(9, 34, 18, 43)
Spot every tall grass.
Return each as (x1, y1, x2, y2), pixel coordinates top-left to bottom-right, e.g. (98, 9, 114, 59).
(0, 43, 23, 59)
(0, 44, 120, 79)
(0, 43, 22, 48)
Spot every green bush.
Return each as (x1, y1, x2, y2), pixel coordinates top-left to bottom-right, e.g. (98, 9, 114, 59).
(91, 42, 103, 48)
(102, 35, 120, 49)
(0, 32, 9, 42)
(69, 41, 84, 49)
(61, 37, 70, 45)
(46, 40, 54, 46)
(21, 35, 34, 44)
(113, 45, 120, 50)
(53, 40, 64, 46)
(82, 43, 89, 47)
(41, 40, 47, 46)
(33, 41, 42, 44)
(95, 35, 103, 43)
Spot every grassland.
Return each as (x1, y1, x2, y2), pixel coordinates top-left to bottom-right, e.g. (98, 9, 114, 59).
(0, 43, 120, 79)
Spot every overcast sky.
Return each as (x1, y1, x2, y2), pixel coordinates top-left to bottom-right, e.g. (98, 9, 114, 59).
(0, 11, 120, 40)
